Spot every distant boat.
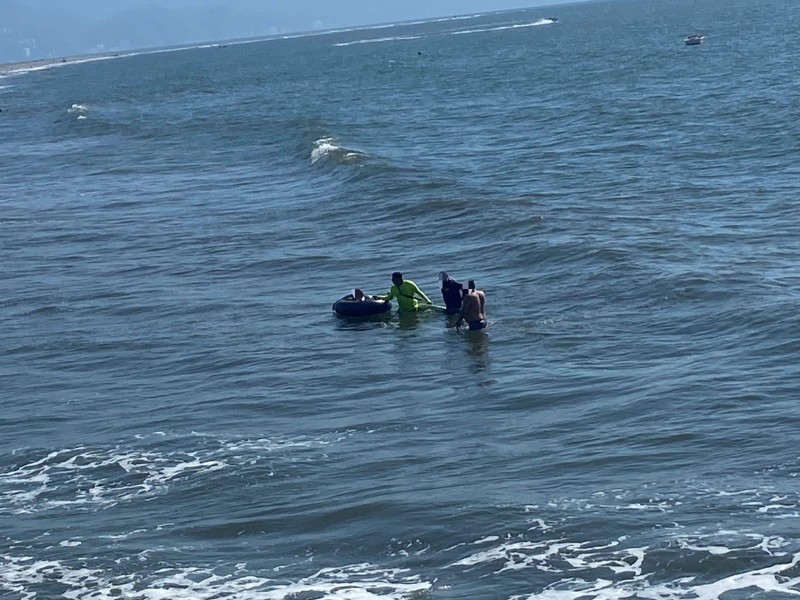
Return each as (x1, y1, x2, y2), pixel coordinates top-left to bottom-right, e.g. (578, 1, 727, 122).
(684, 33, 704, 45)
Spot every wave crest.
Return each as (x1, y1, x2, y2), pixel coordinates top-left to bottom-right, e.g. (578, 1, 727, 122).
(311, 136, 368, 166)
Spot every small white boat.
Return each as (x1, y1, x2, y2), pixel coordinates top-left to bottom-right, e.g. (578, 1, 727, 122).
(684, 34, 704, 45)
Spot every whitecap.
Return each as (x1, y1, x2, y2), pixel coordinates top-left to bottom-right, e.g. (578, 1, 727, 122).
(0, 432, 351, 514)
(311, 136, 339, 164)
(334, 35, 422, 47)
(451, 19, 555, 36)
(310, 136, 368, 165)
(0, 554, 432, 600)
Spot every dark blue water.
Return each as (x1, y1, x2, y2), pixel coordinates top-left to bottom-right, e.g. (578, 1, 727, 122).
(3, 0, 800, 597)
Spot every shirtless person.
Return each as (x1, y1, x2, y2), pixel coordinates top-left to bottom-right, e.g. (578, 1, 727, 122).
(456, 280, 487, 331)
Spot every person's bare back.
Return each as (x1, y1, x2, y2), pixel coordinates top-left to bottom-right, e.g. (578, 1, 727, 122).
(459, 284, 487, 331)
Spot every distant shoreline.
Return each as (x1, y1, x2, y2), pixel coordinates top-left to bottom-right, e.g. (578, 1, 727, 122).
(0, 43, 234, 78)
(0, 54, 113, 77)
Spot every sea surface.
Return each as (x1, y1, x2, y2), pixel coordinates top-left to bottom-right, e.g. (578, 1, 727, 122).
(2, 0, 800, 597)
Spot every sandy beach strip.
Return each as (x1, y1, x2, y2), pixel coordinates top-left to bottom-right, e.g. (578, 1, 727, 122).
(0, 53, 120, 77)
(0, 39, 253, 79)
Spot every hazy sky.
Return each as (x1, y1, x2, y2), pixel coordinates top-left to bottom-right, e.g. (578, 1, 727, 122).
(1, 0, 574, 62)
(303, 0, 567, 27)
(9, 0, 568, 28)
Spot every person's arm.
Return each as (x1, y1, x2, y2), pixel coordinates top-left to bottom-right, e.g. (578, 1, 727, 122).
(479, 291, 486, 313)
(410, 281, 431, 304)
(380, 286, 396, 301)
(455, 294, 466, 330)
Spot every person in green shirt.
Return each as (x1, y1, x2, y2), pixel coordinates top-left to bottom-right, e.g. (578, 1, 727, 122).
(381, 272, 432, 312)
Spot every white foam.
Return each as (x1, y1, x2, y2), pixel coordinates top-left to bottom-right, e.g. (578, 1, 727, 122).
(312, 137, 339, 163)
(310, 137, 367, 165)
(758, 503, 796, 513)
(98, 528, 148, 541)
(334, 35, 422, 47)
(689, 552, 800, 600)
(446, 523, 800, 599)
(451, 538, 583, 573)
(714, 488, 759, 496)
(451, 19, 555, 36)
(475, 535, 500, 544)
(0, 432, 348, 514)
(151, 458, 226, 484)
(674, 530, 791, 559)
(526, 518, 554, 531)
(0, 554, 432, 600)
(617, 501, 671, 512)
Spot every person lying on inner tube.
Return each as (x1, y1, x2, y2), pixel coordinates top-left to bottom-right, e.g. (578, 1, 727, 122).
(379, 272, 432, 312)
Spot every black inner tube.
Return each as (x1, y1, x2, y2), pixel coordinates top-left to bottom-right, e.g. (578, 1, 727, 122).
(332, 295, 390, 317)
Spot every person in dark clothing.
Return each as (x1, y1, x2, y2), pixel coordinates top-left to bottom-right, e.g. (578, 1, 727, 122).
(437, 271, 463, 315)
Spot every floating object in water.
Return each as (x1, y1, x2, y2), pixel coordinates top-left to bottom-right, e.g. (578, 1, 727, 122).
(332, 294, 391, 317)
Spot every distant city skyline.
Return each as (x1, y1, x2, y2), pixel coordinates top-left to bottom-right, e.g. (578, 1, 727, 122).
(0, 0, 576, 64)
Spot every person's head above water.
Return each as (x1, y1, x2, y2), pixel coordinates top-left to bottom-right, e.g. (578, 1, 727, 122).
(437, 271, 450, 283)
(392, 272, 403, 286)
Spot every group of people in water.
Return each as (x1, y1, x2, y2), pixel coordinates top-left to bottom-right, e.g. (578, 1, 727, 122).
(353, 271, 487, 331)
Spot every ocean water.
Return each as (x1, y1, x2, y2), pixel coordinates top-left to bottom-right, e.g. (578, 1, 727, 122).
(3, 0, 800, 597)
